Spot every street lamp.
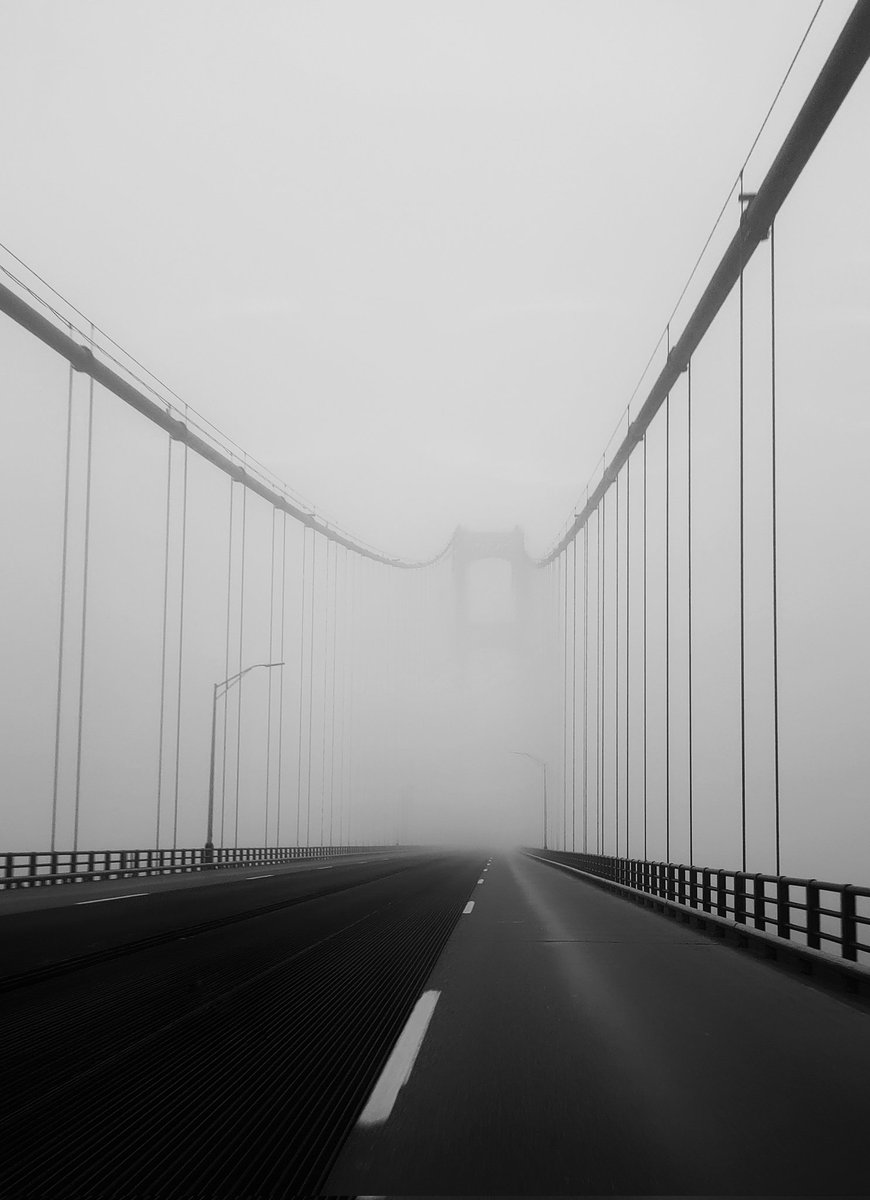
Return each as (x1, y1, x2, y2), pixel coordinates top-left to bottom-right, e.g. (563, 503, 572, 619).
(511, 751, 548, 849)
(205, 661, 284, 859)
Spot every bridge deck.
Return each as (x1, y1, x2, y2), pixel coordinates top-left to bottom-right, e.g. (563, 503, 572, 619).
(0, 849, 480, 1196)
(329, 851, 870, 1196)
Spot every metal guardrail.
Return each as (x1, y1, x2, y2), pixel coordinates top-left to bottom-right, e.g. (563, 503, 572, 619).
(535, 849, 870, 965)
(0, 845, 389, 889)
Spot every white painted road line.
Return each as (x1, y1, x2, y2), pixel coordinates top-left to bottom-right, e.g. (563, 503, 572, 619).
(246, 874, 274, 879)
(358, 990, 441, 1126)
(463, 901, 475, 914)
(76, 893, 147, 905)
(478, 878, 484, 884)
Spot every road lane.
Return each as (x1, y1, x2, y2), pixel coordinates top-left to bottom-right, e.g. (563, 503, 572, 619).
(0, 850, 483, 1196)
(0, 849, 429, 981)
(0, 848, 407, 915)
(328, 850, 870, 1196)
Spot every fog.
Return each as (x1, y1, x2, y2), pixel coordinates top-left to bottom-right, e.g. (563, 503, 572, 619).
(1, 2, 869, 884)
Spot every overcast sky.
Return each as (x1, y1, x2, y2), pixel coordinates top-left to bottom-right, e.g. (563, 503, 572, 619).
(2, 2, 869, 875)
(1, 0, 856, 558)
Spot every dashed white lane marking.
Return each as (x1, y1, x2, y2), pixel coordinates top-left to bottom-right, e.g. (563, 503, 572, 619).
(358, 990, 441, 1126)
(246, 873, 274, 879)
(478, 878, 485, 884)
(463, 900, 475, 914)
(76, 893, 147, 905)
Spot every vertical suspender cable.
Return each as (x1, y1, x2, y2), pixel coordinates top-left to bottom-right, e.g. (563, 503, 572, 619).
(346, 551, 356, 844)
(295, 526, 308, 845)
(328, 543, 340, 844)
(593, 524, 599, 853)
(665, 373, 671, 862)
(172, 437, 189, 851)
(155, 436, 173, 848)
(688, 360, 695, 865)
(583, 516, 589, 853)
(638, 436, 643, 859)
(335, 546, 348, 845)
(601, 493, 607, 853)
(234, 479, 247, 849)
(625, 450, 631, 858)
(771, 220, 782, 875)
(265, 506, 277, 844)
(276, 511, 288, 847)
(320, 540, 332, 844)
(738, 191, 748, 873)
(571, 537, 577, 851)
(306, 530, 318, 844)
(51, 358, 75, 852)
(564, 549, 571, 849)
(72, 346, 95, 854)
(615, 473, 620, 856)
(220, 481, 234, 848)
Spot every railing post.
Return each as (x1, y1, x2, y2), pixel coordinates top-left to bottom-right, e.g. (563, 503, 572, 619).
(717, 869, 727, 918)
(678, 865, 686, 906)
(776, 877, 790, 940)
(842, 885, 858, 962)
(754, 874, 766, 931)
(734, 873, 747, 925)
(702, 868, 711, 913)
(806, 880, 821, 949)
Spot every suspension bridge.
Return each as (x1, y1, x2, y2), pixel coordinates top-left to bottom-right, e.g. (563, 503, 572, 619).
(2, 3, 870, 1195)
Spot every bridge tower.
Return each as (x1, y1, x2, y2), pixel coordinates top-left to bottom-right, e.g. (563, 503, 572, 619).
(451, 525, 533, 661)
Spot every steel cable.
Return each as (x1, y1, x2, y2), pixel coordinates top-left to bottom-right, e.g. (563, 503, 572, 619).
(219, 481, 234, 848)
(171, 436, 189, 851)
(50, 355, 75, 852)
(72, 332, 95, 853)
(771, 221, 782, 874)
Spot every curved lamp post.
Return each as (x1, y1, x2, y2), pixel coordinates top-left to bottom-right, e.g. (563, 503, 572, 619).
(205, 661, 284, 858)
(511, 750, 548, 849)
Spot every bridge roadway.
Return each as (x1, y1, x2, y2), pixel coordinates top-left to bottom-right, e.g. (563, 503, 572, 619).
(2, 848, 869, 1195)
(328, 851, 870, 1197)
(0, 848, 481, 1197)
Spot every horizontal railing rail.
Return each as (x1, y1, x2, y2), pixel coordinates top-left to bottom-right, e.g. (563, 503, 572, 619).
(0, 844, 393, 889)
(532, 849, 870, 965)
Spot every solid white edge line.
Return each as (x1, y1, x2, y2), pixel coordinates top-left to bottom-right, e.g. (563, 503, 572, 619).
(463, 900, 475, 914)
(76, 893, 147, 905)
(246, 873, 274, 879)
(357, 990, 441, 1126)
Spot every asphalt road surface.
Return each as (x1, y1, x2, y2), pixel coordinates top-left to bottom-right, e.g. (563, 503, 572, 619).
(0, 848, 482, 1197)
(328, 850, 870, 1196)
